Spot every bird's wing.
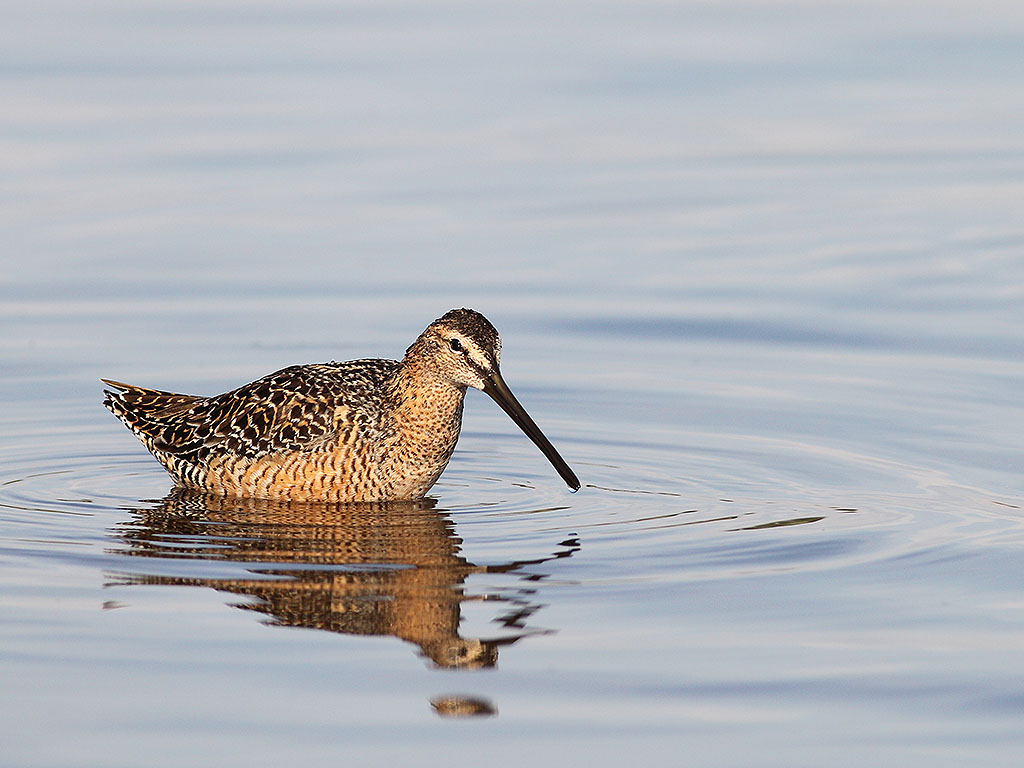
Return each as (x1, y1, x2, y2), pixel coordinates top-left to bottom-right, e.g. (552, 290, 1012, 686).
(102, 360, 399, 465)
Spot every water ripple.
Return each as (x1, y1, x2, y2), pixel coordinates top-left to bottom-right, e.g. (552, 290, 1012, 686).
(5, 421, 1018, 602)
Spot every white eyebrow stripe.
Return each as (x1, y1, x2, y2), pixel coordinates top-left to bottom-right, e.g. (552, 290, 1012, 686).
(468, 347, 490, 370)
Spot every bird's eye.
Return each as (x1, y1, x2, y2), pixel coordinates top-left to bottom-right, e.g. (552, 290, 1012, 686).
(449, 338, 465, 353)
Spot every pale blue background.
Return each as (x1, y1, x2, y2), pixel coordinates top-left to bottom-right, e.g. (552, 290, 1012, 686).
(2, 2, 1023, 766)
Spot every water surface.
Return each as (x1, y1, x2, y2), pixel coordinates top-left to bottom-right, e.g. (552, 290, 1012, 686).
(2, 2, 1024, 766)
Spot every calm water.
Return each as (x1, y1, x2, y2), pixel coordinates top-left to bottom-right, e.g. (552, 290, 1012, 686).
(3, 1, 1024, 766)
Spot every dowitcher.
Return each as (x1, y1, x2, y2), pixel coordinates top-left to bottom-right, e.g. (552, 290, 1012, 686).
(102, 308, 580, 502)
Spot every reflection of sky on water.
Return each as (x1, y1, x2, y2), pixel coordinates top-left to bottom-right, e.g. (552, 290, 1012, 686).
(2, 2, 1024, 766)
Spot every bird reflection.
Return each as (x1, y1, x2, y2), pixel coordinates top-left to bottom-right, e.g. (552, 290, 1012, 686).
(108, 488, 579, 669)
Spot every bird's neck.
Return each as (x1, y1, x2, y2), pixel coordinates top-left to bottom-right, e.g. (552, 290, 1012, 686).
(378, 361, 467, 498)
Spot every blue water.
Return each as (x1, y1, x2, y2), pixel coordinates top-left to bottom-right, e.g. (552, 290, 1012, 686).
(3, 2, 1024, 766)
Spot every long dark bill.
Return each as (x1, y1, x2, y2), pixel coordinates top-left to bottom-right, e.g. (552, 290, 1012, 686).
(482, 370, 581, 492)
